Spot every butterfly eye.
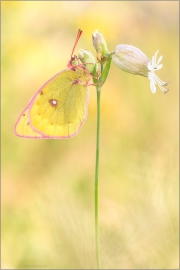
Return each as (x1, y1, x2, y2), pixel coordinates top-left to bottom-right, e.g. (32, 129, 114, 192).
(49, 99, 58, 107)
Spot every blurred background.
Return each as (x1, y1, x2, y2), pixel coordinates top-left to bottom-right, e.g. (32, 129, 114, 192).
(1, 1, 179, 269)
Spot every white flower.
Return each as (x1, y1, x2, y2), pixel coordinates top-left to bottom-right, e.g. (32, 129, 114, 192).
(148, 50, 169, 94)
(112, 45, 169, 94)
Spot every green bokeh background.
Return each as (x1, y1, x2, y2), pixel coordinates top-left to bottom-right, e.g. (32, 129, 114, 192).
(2, 1, 179, 269)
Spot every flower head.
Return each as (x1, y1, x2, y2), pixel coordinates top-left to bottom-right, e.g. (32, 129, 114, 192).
(112, 45, 169, 94)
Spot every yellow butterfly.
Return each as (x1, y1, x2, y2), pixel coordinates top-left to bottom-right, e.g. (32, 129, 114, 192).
(14, 30, 91, 139)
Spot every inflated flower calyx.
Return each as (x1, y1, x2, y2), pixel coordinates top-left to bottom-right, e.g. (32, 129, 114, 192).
(92, 30, 110, 60)
(78, 49, 96, 74)
(112, 44, 149, 76)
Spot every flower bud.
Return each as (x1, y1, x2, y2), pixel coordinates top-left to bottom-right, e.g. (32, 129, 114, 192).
(92, 30, 110, 57)
(112, 44, 150, 76)
(78, 49, 96, 73)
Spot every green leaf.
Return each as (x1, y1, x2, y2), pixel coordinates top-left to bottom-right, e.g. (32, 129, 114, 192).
(100, 56, 112, 85)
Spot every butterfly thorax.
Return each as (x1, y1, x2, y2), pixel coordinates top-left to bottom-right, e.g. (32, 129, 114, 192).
(67, 55, 80, 69)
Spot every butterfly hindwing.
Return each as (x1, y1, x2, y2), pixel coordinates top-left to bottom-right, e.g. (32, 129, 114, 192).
(14, 106, 43, 138)
(15, 68, 89, 139)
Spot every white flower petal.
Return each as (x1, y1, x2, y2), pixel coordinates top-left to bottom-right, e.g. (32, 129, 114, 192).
(156, 64, 163, 70)
(157, 55, 163, 65)
(154, 51, 158, 65)
(148, 71, 152, 80)
(154, 73, 167, 85)
(148, 71, 155, 84)
(148, 62, 153, 71)
(150, 81, 156, 93)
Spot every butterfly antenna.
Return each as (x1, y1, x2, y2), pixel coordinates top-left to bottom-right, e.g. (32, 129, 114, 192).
(71, 29, 82, 58)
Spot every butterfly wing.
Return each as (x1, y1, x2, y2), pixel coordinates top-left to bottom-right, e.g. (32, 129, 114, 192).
(15, 105, 44, 138)
(15, 69, 90, 139)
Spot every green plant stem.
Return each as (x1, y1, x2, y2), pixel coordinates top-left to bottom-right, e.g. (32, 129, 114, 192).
(95, 86, 101, 269)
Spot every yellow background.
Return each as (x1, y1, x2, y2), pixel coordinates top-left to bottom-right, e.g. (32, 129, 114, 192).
(1, 1, 179, 269)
